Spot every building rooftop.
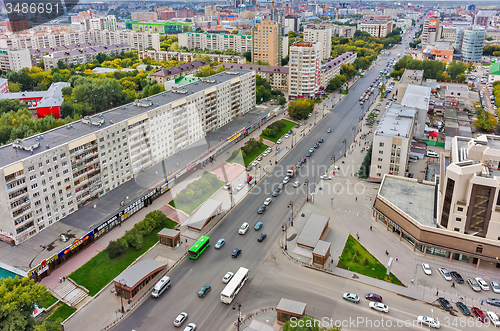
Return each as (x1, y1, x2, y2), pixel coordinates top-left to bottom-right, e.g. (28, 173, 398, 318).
(375, 103, 416, 139)
(186, 199, 222, 230)
(446, 84, 469, 92)
(401, 84, 431, 111)
(220, 63, 289, 74)
(29, 42, 103, 55)
(489, 62, 500, 76)
(323, 52, 355, 73)
(113, 259, 165, 287)
(400, 69, 424, 86)
(46, 44, 130, 59)
(296, 213, 329, 248)
(36, 82, 70, 108)
(150, 61, 208, 77)
(276, 298, 307, 315)
(0, 69, 251, 169)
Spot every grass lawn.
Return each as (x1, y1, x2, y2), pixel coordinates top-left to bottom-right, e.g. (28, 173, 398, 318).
(69, 218, 177, 296)
(46, 303, 76, 322)
(41, 293, 58, 309)
(168, 173, 224, 214)
(259, 119, 297, 143)
(338, 235, 404, 286)
(226, 150, 244, 166)
(243, 144, 268, 166)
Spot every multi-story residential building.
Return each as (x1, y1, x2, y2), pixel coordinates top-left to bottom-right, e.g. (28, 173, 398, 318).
(126, 21, 193, 34)
(284, 15, 301, 32)
(204, 5, 217, 17)
(177, 9, 194, 19)
(475, 11, 496, 27)
(178, 32, 252, 54)
(486, 28, 500, 41)
(422, 17, 440, 45)
(160, 11, 176, 20)
(74, 16, 117, 32)
(220, 63, 289, 92)
(338, 8, 358, 16)
(43, 44, 131, 70)
(400, 84, 431, 139)
(149, 61, 209, 85)
(131, 12, 158, 21)
(139, 50, 246, 64)
(270, 8, 285, 25)
(357, 20, 393, 38)
(29, 42, 103, 67)
(396, 69, 424, 103)
(252, 20, 282, 67)
(0, 69, 255, 245)
(303, 27, 332, 61)
(455, 26, 485, 63)
(320, 52, 357, 88)
(6, 20, 29, 33)
(319, 23, 356, 38)
(288, 41, 321, 99)
(440, 25, 460, 41)
(0, 48, 32, 71)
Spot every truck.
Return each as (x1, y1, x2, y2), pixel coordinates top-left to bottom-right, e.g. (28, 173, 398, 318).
(286, 166, 298, 177)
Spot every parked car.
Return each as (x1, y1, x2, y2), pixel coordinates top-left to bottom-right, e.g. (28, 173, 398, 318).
(426, 151, 439, 157)
(438, 267, 452, 281)
(223, 183, 231, 190)
(488, 311, 500, 326)
(272, 189, 280, 197)
(238, 222, 249, 234)
(306, 151, 312, 157)
(236, 183, 245, 191)
(342, 293, 360, 303)
(173, 312, 188, 327)
(257, 205, 266, 214)
(283, 176, 290, 184)
(365, 293, 382, 302)
(456, 302, 470, 316)
(254, 222, 263, 230)
(450, 271, 464, 284)
(301, 157, 307, 163)
(487, 298, 500, 307)
(293, 181, 300, 188)
(257, 233, 267, 242)
(421, 263, 432, 275)
(277, 139, 282, 144)
(320, 175, 332, 180)
(369, 302, 389, 313)
(222, 272, 234, 284)
(491, 281, 500, 294)
(231, 248, 241, 258)
(437, 297, 452, 311)
(215, 238, 225, 249)
(264, 197, 272, 206)
(472, 307, 487, 322)
(467, 278, 481, 292)
(308, 148, 315, 154)
(183, 323, 196, 331)
(417, 316, 440, 329)
(198, 284, 211, 297)
(475, 277, 490, 291)
(246, 175, 253, 183)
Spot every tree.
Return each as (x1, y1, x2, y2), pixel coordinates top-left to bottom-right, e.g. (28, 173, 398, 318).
(169, 42, 179, 52)
(195, 54, 212, 63)
(277, 96, 287, 105)
(0, 99, 28, 115)
(447, 61, 466, 80)
(231, 30, 239, 34)
(287, 99, 315, 120)
(57, 60, 68, 70)
(107, 238, 128, 259)
(182, 24, 192, 33)
(242, 51, 252, 62)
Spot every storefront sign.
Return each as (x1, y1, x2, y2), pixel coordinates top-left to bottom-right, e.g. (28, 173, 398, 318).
(58, 231, 93, 258)
(27, 254, 58, 278)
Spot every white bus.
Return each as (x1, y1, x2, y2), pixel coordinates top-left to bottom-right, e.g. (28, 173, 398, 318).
(151, 276, 171, 298)
(221, 267, 249, 304)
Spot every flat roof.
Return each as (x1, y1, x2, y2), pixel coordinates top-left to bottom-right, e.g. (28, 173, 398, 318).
(446, 85, 468, 92)
(312, 240, 331, 256)
(221, 63, 289, 74)
(401, 84, 431, 111)
(186, 198, 222, 230)
(114, 259, 166, 287)
(297, 213, 329, 248)
(36, 82, 70, 108)
(0, 69, 252, 169)
(158, 228, 180, 237)
(276, 298, 307, 315)
(379, 176, 437, 227)
(375, 102, 415, 138)
(400, 69, 424, 85)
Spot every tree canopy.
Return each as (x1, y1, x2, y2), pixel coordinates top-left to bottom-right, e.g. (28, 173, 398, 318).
(287, 99, 315, 120)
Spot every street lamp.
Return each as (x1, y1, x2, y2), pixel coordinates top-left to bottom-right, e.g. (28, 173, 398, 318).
(343, 139, 347, 157)
(282, 222, 288, 250)
(304, 179, 309, 202)
(228, 184, 234, 208)
(288, 201, 293, 226)
(232, 303, 242, 331)
(118, 279, 126, 313)
(352, 125, 356, 143)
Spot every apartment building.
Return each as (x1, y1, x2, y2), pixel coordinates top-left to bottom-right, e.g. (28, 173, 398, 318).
(178, 32, 252, 54)
(320, 52, 357, 88)
(149, 61, 209, 85)
(43, 44, 131, 70)
(0, 49, 32, 71)
(422, 17, 440, 45)
(220, 63, 289, 92)
(284, 15, 301, 32)
(357, 20, 393, 38)
(303, 27, 332, 61)
(131, 12, 158, 21)
(400, 84, 431, 140)
(288, 41, 321, 99)
(126, 21, 193, 34)
(0, 69, 255, 244)
(252, 20, 283, 67)
(29, 42, 102, 67)
(370, 103, 416, 181)
(396, 69, 424, 102)
(455, 26, 485, 63)
(139, 50, 246, 64)
(73, 16, 117, 32)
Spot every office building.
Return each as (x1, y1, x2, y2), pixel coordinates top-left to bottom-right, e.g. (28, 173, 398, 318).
(149, 61, 209, 85)
(220, 63, 289, 92)
(0, 69, 255, 245)
(303, 27, 332, 60)
(139, 50, 246, 64)
(422, 43, 455, 63)
(178, 32, 252, 54)
(288, 41, 321, 99)
(252, 20, 282, 67)
(0, 49, 32, 71)
(131, 12, 158, 22)
(320, 52, 357, 88)
(455, 26, 485, 63)
(284, 15, 301, 32)
(43, 44, 131, 70)
(357, 20, 393, 38)
(422, 17, 440, 45)
(126, 21, 193, 34)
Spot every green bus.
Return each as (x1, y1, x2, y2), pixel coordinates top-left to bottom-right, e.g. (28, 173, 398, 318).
(360, 72, 365, 78)
(188, 236, 210, 259)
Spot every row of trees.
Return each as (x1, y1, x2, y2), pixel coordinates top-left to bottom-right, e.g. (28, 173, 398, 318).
(262, 120, 286, 139)
(474, 108, 498, 132)
(392, 56, 469, 82)
(171, 172, 221, 205)
(483, 45, 500, 57)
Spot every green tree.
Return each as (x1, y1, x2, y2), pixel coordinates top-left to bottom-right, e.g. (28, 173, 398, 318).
(169, 42, 179, 52)
(242, 51, 252, 62)
(447, 61, 467, 80)
(287, 99, 314, 120)
(0, 99, 28, 115)
(182, 24, 192, 33)
(277, 96, 287, 105)
(107, 238, 128, 259)
(358, 143, 373, 178)
(231, 30, 239, 34)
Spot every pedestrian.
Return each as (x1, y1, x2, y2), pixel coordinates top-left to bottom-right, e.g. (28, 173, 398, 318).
(436, 290, 439, 296)
(411, 278, 414, 284)
(63, 276, 66, 282)
(451, 281, 455, 288)
(395, 256, 398, 261)
(481, 300, 484, 306)
(385, 250, 389, 255)
(351, 172, 353, 176)
(370, 226, 372, 231)
(460, 295, 464, 301)
(355, 197, 357, 201)
(356, 232, 359, 240)
(59, 277, 62, 283)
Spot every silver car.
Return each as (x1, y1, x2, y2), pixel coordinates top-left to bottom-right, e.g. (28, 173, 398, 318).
(467, 278, 481, 292)
(438, 267, 452, 281)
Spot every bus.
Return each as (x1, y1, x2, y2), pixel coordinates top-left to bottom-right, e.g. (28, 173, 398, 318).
(188, 236, 210, 259)
(360, 72, 365, 78)
(221, 267, 249, 304)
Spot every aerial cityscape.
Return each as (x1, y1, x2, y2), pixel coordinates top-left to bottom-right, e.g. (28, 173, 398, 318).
(1, 0, 500, 330)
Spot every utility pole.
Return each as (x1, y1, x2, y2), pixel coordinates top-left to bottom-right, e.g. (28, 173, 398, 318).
(232, 303, 242, 331)
(343, 139, 347, 157)
(282, 222, 288, 250)
(288, 201, 293, 226)
(304, 179, 309, 202)
(229, 185, 234, 208)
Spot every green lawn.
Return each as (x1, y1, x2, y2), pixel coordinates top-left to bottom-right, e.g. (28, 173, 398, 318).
(242, 144, 268, 166)
(338, 235, 404, 286)
(69, 218, 177, 296)
(259, 119, 297, 143)
(41, 293, 58, 309)
(46, 303, 76, 322)
(226, 150, 244, 165)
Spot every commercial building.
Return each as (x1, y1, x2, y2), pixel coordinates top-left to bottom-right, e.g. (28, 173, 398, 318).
(357, 20, 393, 38)
(252, 20, 283, 67)
(488, 62, 500, 83)
(320, 52, 357, 88)
(0, 48, 32, 71)
(0, 69, 255, 245)
(126, 21, 193, 34)
(43, 44, 131, 70)
(288, 41, 321, 99)
(131, 12, 158, 22)
(455, 26, 485, 63)
(422, 43, 455, 63)
(220, 62, 289, 92)
(139, 50, 246, 64)
(400, 84, 431, 139)
(370, 103, 416, 181)
(178, 32, 252, 54)
(284, 15, 301, 32)
(149, 61, 209, 85)
(303, 27, 332, 61)
(422, 17, 440, 45)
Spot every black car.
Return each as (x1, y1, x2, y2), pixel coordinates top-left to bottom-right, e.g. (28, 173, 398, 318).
(257, 233, 267, 242)
(488, 298, 500, 307)
(306, 151, 312, 157)
(456, 302, 470, 316)
(450, 271, 464, 284)
(295, 124, 300, 128)
(272, 189, 280, 197)
(437, 297, 452, 311)
(288, 130, 293, 134)
(257, 205, 266, 214)
(231, 248, 241, 258)
(313, 143, 319, 149)
(318, 138, 324, 143)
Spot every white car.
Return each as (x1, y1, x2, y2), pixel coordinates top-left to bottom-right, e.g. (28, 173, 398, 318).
(223, 183, 231, 190)
(475, 277, 490, 291)
(438, 267, 452, 281)
(320, 175, 332, 180)
(264, 197, 272, 206)
(222, 272, 234, 284)
(284, 134, 290, 138)
(417, 316, 440, 329)
(369, 302, 389, 313)
(238, 222, 249, 234)
(183, 323, 196, 331)
(293, 181, 300, 188)
(283, 176, 290, 184)
(422, 263, 432, 275)
(491, 281, 500, 293)
(173, 312, 188, 327)
(251, 160, 259, 167)
(263, 152, 269, 157)
(236, 183, 244, 191)
(277, 139, 282, 144)
(487, 311, 500, 326)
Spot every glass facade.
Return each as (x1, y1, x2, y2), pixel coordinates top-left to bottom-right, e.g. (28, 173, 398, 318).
(440, 178, 454, 228)
(468, 184, 491, 236)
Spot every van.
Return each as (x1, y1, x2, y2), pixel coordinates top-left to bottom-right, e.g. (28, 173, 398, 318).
(151, 276, 171, 298)
(426, 151, 438, 158)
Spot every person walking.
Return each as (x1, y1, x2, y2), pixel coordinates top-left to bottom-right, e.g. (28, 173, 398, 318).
(370, 226, 372, 231)
(436, 290, 439, 296)
(411, 278, 414, 284)
(59, 277, 62, 283)
(385, 250, 389, 255)
(356, 232, 359, 240)
(355, 197, 357, 201)
(451, 282, 455, 288)
(395, 256, 398, 261)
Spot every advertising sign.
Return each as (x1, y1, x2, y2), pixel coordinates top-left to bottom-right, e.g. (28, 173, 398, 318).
(428, 19, 437, 32)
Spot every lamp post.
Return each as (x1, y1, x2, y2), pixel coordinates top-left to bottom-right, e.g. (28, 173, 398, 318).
(343, 139, 347, 157)
(119, 279, 126, 313)
(304, 179, 309, 202)
(282, 222, 288, 250)
(228, 184, 234, 209)
(232, 303, 242, 331)
(288, 201, 293, 226)
(352, 125, 356, 143)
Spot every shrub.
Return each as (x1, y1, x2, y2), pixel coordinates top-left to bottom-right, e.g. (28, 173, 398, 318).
(355, 250, 359, 256)
(364, 258, 370, 266)
(107, 238, 128, 259)
(353, 255, 359, 263)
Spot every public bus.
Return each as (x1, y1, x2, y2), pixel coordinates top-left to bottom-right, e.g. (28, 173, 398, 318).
(221, 267, 249, 304)
(360, 72, 365, 78)
(188, 236, 210, 259)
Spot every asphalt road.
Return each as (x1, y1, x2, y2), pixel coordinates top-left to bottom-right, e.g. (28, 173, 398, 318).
(115, 36, 416, 331)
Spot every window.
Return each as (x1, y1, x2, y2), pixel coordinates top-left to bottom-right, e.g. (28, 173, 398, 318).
(476, 245, 483, 253)
(458, 207, 464, 212)
(456, 217, 461, 222)
(28, 166, 34, 172)
(379, 151, 383, 154)
(454, 228, 460, 232)
(31, 183, 38, 189)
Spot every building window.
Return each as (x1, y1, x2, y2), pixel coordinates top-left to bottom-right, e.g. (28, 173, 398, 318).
(454, 228, 460, 232)
(440, 178, 455, 228)
(458, 207, 464, 212)
(468, 184, 492, 236)
(456, 217, 461, 222)
(379, 151, 383, 154)
(476, 245, 483, 253)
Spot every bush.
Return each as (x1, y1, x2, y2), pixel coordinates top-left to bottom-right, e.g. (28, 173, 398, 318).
(353, 255, 359, 263)
(262, 121, 286, 139)
(107, 238, 128, 259)
(364, 258, 370, 266)
(355, 250, 359, 256)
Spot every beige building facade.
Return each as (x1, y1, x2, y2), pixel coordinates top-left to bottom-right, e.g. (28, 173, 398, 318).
(252, 20, 282, 67)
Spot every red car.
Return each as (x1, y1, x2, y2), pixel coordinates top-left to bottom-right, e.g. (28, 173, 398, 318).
(246, 175, 253, 183)
(472, 307, 487, 322)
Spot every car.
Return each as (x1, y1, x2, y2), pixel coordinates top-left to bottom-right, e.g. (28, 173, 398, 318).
(245, 175, 253, 183)
(262, 152, 269, 157)
(254, 222, 263, 230)
(198, 284, 211, 297)
(488, 298, 500, 307)
(223, 183, 231, 190)
(257, 233, 267, 242)
(173, 312, 188, 327)
(284, 134, 289, 139)
(236, 183, 244, 191)
(222, 272, 234, 283)
(257, 205, 266, 214)
(306, 151, 312, 157)
(277, 139, 282, 144)
(257, 156, 262, 161)
(475, 277, 490, 291)
(288, 130, 293, 134)
(231, 248, 241, 258)
(278, 183, 284, 190)
(491, 281, 500, 293)
(467, 278, 481, 292)
(266, 147, 272, 153)
(308, 113, 312, 117)
(293, 181, 300, 188)
(251, 161, 259, 167)
(264, 197, 272, 206)
(421, 263, 432, 275)
(272, 189, 280, 197)
(369, 302, 389, 313)
(365, 293, 382, 302)
(450, 271, 464, 284)
(488, 311, 500, 326)
(283, 176, 290, 184)
(456, 302, 470, 316)
(472, 307, 487, 322)
(296, 162, 302, 168)
(327, 128, 331, 133)
(295, 124, 300, 128)
(318, 138, 324, 143)
(342, 293, 360, 303)
(417, 316, 440, 329)
(238, 222, 249, 234)
(438, 267, 452, 281)
(215, 238, 225, 249)
(308, 148, 315, 154)
(437, 297, 452, 311)
(320, 175, 332, 180)
(246, 165, 253, 171)
(301, 158, 307, 163)
(183, 323, 196, 331)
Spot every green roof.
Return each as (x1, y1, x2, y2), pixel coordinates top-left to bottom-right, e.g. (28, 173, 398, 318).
(490, 62, 500, 76)
(172, 76, 200, 85)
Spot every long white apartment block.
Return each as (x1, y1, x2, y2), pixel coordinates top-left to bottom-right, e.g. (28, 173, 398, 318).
(178, 32, 253, 54)
(0, 69, 255, 244)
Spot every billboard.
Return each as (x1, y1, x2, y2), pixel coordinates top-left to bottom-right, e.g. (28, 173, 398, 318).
(428, 19, 437, 32)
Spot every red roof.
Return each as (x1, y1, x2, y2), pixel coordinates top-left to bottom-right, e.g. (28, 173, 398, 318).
(429, 131, 438, 137)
